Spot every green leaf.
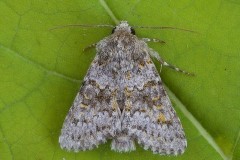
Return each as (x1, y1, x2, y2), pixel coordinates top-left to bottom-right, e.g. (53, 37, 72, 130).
(0, 0, 239, 159)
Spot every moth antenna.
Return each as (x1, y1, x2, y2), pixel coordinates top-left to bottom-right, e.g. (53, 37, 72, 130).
(49, 24, 114, 31)
(132, 26, 198, 33)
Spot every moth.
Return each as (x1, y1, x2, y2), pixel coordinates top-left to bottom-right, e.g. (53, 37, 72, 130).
(59, 21, 190, 155)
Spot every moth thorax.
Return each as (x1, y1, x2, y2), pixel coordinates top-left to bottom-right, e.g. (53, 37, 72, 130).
(111, 136, 135, 152)
(112, 21, 136, 35)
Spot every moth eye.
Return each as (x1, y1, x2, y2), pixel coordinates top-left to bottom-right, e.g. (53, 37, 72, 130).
(130, 27, 135, 35)
(111, 27, 116, 34)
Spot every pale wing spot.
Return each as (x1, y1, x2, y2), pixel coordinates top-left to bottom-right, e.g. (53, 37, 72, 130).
(155, 104, 163, 110)
(152, 95, 160, 101)
(124, 87, 132, 97)
(84, 93, 90, 100)
(112, 98, 118, 111)
(125, 100, 132, 111)
(80, 103, 88, 109)
(125, 71, 131, 80)
(157, 113, 166, 123)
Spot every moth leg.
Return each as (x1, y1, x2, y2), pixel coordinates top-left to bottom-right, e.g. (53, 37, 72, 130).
(83, 43, 97, 51)
(142, 38, 166, 44)
(149, 49, 194, 76)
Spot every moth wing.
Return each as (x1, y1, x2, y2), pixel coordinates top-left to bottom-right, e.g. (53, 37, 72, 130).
(59, 56, 121, 151)
(122, 56, 187, 155)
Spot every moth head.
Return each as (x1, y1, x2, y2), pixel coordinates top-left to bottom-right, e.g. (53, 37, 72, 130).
(112, 21, 135, 35)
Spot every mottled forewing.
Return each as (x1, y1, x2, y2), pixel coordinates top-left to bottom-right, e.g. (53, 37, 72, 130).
(59, 55, 121, 151)
(121, 50, 187, 155)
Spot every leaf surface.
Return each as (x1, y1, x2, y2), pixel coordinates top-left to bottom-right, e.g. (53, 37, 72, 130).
(0, 0, 239, 159)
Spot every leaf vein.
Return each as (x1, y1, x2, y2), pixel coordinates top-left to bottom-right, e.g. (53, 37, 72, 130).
(0, 44, 82, 84)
